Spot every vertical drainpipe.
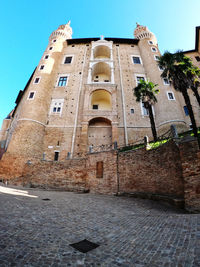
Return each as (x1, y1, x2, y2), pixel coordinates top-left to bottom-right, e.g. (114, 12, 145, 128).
(71, 46, 87, 158)
(117, 47, 128, 145)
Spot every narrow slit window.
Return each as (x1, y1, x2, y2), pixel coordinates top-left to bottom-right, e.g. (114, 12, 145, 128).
(54, 152, 59, 161)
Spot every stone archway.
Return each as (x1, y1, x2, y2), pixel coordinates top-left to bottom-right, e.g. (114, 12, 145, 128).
(88, 117, 112, 148)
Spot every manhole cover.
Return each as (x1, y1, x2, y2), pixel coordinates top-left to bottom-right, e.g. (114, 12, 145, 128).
(42, 198, 51, 201)
(69, 239, 99, 253)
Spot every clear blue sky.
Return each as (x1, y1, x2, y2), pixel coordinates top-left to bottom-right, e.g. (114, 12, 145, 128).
(0, 0, 200, 126)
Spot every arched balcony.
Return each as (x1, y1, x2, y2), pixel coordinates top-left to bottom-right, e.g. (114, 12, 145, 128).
(93, 45, 110, 59)
(90, 90, 112, 110)
(91, 62, 111, 83)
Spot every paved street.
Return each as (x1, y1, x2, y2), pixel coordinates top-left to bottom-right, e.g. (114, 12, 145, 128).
(0, 185, 199, 267)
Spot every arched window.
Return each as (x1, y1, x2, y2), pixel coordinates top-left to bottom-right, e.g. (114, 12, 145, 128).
(91, 90, 112, 110)
(93, 45, 110, 59)
(92, 62, 111, 83)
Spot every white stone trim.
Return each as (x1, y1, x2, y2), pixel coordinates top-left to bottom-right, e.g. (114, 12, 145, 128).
(17, 118, 46, 127)
(158, 120, 186, 128)
(55, 74, 70, 87)
(135, 74, 146, 85)
(43, 54, 50, 60)
(163, 78, 170, 85)
(148, 40, 153, 45)
(49, 99, 64, 116)
(33, 77, 41, 84)
(131, 55, 143, 65)
(151, 47, 157, 52)
(62, 55, 74, 64)
(27, 91, 36, 100)
(167, 91, 176, 100)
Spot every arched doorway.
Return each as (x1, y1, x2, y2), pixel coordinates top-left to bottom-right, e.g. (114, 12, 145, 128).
(88, 117, 112, 148)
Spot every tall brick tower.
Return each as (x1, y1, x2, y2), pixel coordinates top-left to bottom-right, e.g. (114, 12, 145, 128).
(0, 22, 73, 169)
(134, 23, 186, 133)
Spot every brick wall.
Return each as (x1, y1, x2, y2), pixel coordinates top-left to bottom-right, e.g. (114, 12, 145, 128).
(179, 139, 200, 213)
(0, 139, 199, 212)
(86, 151, 118, 194)
(118, 140, 184, 197)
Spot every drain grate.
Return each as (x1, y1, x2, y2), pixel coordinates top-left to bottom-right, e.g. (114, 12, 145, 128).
(42, 198, 51, 201)
(69, 239, 99, 253)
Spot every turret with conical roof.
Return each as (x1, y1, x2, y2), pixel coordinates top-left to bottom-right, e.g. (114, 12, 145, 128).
(134, 23, 157, 45)
(49, 21, 73, 41)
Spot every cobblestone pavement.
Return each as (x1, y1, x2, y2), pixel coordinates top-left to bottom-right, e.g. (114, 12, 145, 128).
(0, 185, 199, 267)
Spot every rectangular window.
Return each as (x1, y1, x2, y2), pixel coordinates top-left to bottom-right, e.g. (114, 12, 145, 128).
(154, 55, 159, 61)
(28, 92, 35, 99)
(130, 108, 134, 114)
(163, 78, 170, 85)
(34, 77, 40, 84)
(167, 92, 175, 100)
(148, 40, 153, 45)
(44, 55, 49, 59)
(58, 76, 68, 86)
(142, 102, 149, 116)
(132, 56, 141, 64)
(49, 47, 53, 50)
(136, 76, 145, 85)
(40, 65, 45, 70)
(195, 56, 200, 62)
(93, 105, 98, 110)
(96, 161, 103, 178)
(184, 106, 189, 116)
(50, 99, 64, 115)
(64, 56, 73, 64)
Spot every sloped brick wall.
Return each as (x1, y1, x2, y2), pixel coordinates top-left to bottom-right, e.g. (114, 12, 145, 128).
(179, 140, 200, 213)
(118, 140, 184, 197)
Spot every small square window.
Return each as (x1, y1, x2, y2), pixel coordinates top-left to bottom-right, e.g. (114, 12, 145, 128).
(28, 92, 35, 99)
(133, 56, 141, 64)
(58, 76, 68, 86)
(154, 55, 159, 61)
(53, 39, 56, 43)
(195, 56, 200, 62)
(183, 106, 189, 116)
(49, 47, 53, 50)
(130, 108, 134, 114)
(163, 78, 170, 85)
(93, 105, 98, 110)
(44, 55, 49, 59)
(167, 92, 175, 100)
(148, 40, 153, 45)
(40, 65, 44, 70)
(136, 76, 145, 85)
(64, 56, 72, 64)
(34, 77, 40, 84)
(53, 107, 57, 112)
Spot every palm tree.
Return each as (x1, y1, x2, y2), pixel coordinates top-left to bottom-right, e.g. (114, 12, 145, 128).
(134, 79, 159, 141)
(186, 65, 200, 106)
(158, 51, 200, 147)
